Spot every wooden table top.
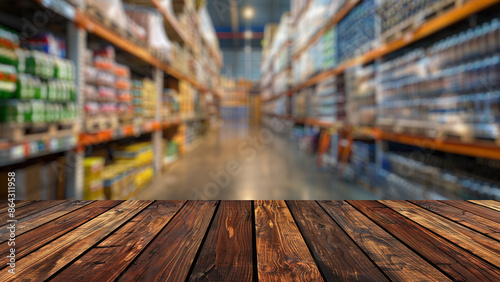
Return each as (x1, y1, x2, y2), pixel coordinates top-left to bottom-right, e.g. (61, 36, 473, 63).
(1, 200, 500, 281)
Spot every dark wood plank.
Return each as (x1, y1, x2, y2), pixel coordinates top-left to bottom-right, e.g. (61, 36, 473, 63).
(444, 201, 500, 224)
(0, 200, 66, 224)
(0, 201, 121, 264)
(383, 200, 500, 269)
(0, 201, 151, 281)
(0, 201, 93, 242)
(469, 200, 500, 213)
(350, 200, 500, 281)
(52, 201, 186, 281)
(254, 200, 323, 281)
(412, 200, 500, 241)
(117, 201, 218, 281)
(319, 201, 449, 281)
(0, 200, 36, 214)
(188, 201, 253, 281)
(287, 200, 388, 281)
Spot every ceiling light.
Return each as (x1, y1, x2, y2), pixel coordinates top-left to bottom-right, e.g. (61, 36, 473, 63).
(242, 6, 255, 20)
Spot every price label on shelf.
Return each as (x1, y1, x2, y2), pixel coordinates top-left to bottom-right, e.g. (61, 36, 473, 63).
(30, 141, 40, 155)
(49, 138, 59, 152)
(10, 145, 25, 160)
(133, 125, 141, 136)
(114, 129, 123, 139)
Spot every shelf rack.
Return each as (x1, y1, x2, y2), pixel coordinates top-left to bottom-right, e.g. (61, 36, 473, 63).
(0, 0, 222, 199)
(276, 0, 500, 162)
(293, 0, 500, 91)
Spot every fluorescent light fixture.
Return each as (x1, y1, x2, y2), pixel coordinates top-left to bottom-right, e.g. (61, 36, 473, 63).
(242, 6, 255, 20)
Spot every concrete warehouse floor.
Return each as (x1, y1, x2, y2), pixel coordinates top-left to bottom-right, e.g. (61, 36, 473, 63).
(138, 121, 377, 200)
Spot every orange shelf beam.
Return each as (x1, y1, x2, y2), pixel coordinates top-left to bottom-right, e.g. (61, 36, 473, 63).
(75, 11, 220, 97)
(380, 131, 500, 161)
(293, 0, 500, 91)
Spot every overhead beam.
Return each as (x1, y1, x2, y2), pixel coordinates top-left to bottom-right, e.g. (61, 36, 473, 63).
(217, 32, 264, 39)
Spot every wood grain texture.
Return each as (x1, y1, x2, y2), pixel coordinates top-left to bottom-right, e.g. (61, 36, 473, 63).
(412, 200, 500, 241)
(318, 201, 449, 281)
(189, 201, 253, 282)
(52, 201, 186, 281)
(469, 200, 500, 212)
(0, 200, 66, 224)
(0, 201, 151, 281)
(350, 200, 500, 281)
(117, 201, 218, 281)
(0, 201, 121, 264)
(254, 200, 323, 281)
(287, 200, 388, 281)
(444, 201, 500, 224)
(383, 201, 500, 269)
(0, 201, 92, 242)
(0, 200, 36, 214)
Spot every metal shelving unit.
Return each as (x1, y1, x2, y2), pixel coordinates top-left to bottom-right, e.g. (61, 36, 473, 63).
(0, 0, 222, 199)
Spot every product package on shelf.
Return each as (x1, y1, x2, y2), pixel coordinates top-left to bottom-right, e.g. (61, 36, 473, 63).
(378, 18, 500, 140)
(337, 0, 377, 63)
(381, 143, 500, 200)
(378, 0, 469, 43)
(83, 142, 155, 200)
(85, 0, 128, 30)
(346, 64, 376, 127)
(294, 0, 347, 54)
(162, 89, 179, 121)
(0, 27, 77, 143)
(83, 46, 134, 132)
(312, 76, 343, 123)
(179, 80, 196, 120)
(124, 5, 172, 62)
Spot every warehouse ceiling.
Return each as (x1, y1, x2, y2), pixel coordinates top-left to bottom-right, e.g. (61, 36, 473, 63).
(207, 0, 290, 50)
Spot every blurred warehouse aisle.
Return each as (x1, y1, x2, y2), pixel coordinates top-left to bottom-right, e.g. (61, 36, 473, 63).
(138, 121, 377, 200)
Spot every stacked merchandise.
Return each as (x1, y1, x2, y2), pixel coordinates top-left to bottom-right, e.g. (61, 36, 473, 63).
(179, 81, 196, 119)
(270, 13, 292, 75)
(293, 27, 336, 83)
(83, 46, 131, 132)
(0, 29, 76, 130)
(83, 142, 154, 200)
(261, 24, 279, 74)
(378, 0, 466, 43)
(351, 141, 377, 186)
(163, 140, 179, 165)
(381, 147, 500, 200)
(85, 0, 148, 46)
(291, 0, 309, 20)
(162, 89, 179, 121)
(142, 79, 156, 119)
(345, 65, 376, 126)
(310, 77, 343, 123)
(293, 0, 347, 53)
(337, 0, 376, 63)
(0, 157, 66, 200)
(378, 19, 500, 139)
(291, 125, 320, 152)
(293, 89, 312, 118)
(131, 78, 156, 123)
(125, 6, 172, 62)
(83, 157, 106, 200)
(171, 43, 192, 76)
(321, 27, 336, 70)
